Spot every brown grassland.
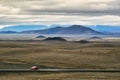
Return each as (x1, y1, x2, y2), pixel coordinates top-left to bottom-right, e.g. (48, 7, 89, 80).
(0, 72, 120, 80)
(0, 40, 120, 80)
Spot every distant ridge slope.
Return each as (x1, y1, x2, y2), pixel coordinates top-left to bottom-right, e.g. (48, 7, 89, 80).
(0, 31, 17, 34)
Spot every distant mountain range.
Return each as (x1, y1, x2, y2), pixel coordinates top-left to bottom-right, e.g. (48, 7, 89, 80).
(88, 25, 120, 34)
(0, 25, 49, 32)
(0, 24, 69, 32)
(0, 24, 119, 35)
(21, 25, 103, 35)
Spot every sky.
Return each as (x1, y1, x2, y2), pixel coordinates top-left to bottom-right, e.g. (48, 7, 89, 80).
(0, 0, 120, 28)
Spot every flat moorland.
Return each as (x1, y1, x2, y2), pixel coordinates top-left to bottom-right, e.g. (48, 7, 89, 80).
(0, 40, 119, 69)
(0, 72, 120, 80)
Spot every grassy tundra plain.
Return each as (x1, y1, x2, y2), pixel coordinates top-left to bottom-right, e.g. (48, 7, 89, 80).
(0, 40, 120, 80)
(0, 72, 120, 80)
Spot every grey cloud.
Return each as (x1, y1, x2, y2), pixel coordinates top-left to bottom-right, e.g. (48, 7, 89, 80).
(23, 9, 120, 16)
(0, 0, 120, 16)
(0, 0, 120, 27)
(21, 0, 120, 16)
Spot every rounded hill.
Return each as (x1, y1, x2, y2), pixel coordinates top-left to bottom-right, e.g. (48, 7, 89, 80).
(43, 37, 66, 41)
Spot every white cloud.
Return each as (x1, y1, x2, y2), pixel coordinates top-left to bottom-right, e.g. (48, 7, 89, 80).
(0, 0, 119, 28)
(0, 4, 20, 15)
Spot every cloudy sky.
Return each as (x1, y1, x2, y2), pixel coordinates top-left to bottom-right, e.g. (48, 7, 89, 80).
(0, 0, 120, 28)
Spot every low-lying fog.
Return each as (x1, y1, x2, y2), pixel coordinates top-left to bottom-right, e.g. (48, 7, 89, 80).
(0, 34, 120, 41)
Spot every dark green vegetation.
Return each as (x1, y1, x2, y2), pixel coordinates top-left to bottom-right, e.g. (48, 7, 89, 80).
(76, 40, 89, 43)
(0, 40, 119, 69)
(36, 35, 46, 38)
